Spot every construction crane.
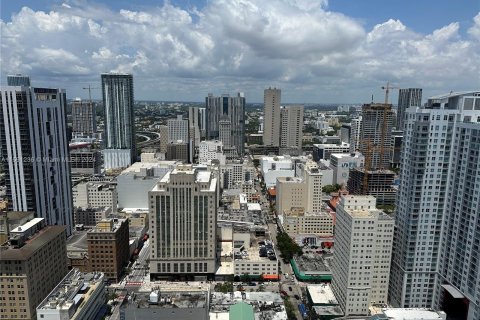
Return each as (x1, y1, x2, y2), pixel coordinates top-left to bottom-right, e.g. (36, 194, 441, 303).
(381, 81, 399, 105)
(82, 85, 100, 102)
(379, 82, 398, 169)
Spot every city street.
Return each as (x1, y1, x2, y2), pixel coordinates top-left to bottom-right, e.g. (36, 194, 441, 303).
(127, 239, 150, 285)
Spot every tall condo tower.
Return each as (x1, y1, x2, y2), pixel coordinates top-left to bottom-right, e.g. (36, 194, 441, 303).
(389, 91, 480, 320)
(149, 165, 218, 279)
(263, 87, 281, 146)
(280, 105, 304, 148)
(0, 86, 73, 235)
(396, 88, 422, 130)
(101, 73, 135, 169)
(205, 93, 245, 156)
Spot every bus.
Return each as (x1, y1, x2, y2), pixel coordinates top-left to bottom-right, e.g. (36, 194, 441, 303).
(298, 303, 308, 319)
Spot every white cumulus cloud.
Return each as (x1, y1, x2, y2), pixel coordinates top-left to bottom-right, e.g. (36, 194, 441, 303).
(0, 1, 478, 102)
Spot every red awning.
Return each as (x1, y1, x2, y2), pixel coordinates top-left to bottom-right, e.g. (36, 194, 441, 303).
(262, 274, 279, 280)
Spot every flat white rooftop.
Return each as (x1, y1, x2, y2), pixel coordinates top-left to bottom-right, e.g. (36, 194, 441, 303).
(307, 284, 338, 305)
(382, 308, 446, 320)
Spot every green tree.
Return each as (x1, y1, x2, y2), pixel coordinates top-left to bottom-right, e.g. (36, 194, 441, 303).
(276, 232, 303, 262)
(322, 184, 341, 193)
(283, 297, 297, 320)
(214, 282, 234, 293)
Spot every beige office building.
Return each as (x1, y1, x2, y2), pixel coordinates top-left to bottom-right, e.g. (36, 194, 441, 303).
(280, 105, 304, 148)
(283, 208, 334, 236)
(331, 195, 394, 316)
(263, 88, 281, 146)
(0, 220, 68, 320)
(149, 165, 217, 279)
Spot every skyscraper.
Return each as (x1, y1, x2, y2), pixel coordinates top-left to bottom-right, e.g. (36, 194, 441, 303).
(0, 86, 73, 235)
(280, 105, 304, 148)
(71, 98, 97, 136)
(331, 195, 394, 316)
(396, 88, 422, 130)
(7, 74, 31, 86)
(389, 91, 480, 320)
(349, 116, 362, 153)
(205, 93, 245, 156)
(263, 88, 281, 146)
(359, 103, 394, 170)
(101, 73, 135, 169)
(149, 165, 218, 280)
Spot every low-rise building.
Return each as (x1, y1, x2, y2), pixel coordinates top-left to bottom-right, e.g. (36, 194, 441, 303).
(261, 155, 296, 187)
(313, 143, 350, 161)
(74, 207, 111, 227)
(199, 140, 226, 165)
(282, 208, 334, 237)
(116, 161, 177, 209)
(0, 211, 35, 244)
(36, 270, 105, 320)
(330, 152, 365, 186)
(233, 232, 278, 279)
(121, 284, 210, 320)
(73, 181, 117, 212)
(369, 308, 447, 320)
(87, 219, 130, 282)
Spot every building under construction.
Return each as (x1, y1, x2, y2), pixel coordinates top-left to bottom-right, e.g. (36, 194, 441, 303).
(347, 168, 396, 205)
(359, 103, 394, 170)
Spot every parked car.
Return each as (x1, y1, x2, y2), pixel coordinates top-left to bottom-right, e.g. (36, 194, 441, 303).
(280, 290, 288, 296)
(288, 286, 293, 291)
(294, 294, 300, 300)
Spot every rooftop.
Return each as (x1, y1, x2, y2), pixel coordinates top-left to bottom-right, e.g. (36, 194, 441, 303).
(37, 270, 104, 313)
(293, 254, 332, 275)
(378, 308, 447, 320)
(120, 161, 178, 174)
(0, 225, 66, 260)
(210, 291, 287, 318)
(307, 284, 338, 305)
(312, 305, 343, 317)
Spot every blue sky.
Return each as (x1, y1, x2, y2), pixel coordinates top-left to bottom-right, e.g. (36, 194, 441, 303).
(1, 0, 479, 102)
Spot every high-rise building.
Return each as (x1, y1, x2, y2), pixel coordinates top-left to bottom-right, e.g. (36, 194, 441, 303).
(188, 106, 206, 147)
(331, 195, 394, 316)
(159, 125, 168, 154)
(0, 219, 68, 320)
(7, 74, 31, 86)
(167, 115, 189, 143)
(0, 86, 73, 235)
(87, 219, 130, 282)
(389, 91, 480, 320)
(263, 88, 281, 146)
(359, 104, 394, 170)
(149, 165, 218, 279)
(280, 105, 304, 149)
(101, 73, 135, 169)
(349, 117, 362, 153)
(71, 98, 97, 136)
(396, 88, 422, 130)
(205, 93, 245, 156)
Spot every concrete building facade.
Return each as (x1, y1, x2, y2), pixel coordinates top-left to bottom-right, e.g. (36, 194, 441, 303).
(396, 88, 422, 130)
(331, 196, 394, 316)
(389, 91, 480, 320)
(87, 219, 130, 282)
(0, 86, 73, 235)
(149, 166, 218, 279)
(280, 105, 304, 149)
(0, 220, 68, 320)
(263, 88, 281, 146)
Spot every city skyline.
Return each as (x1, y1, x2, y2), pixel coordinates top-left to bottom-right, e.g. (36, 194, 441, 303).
(0, 1, 478, 103)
